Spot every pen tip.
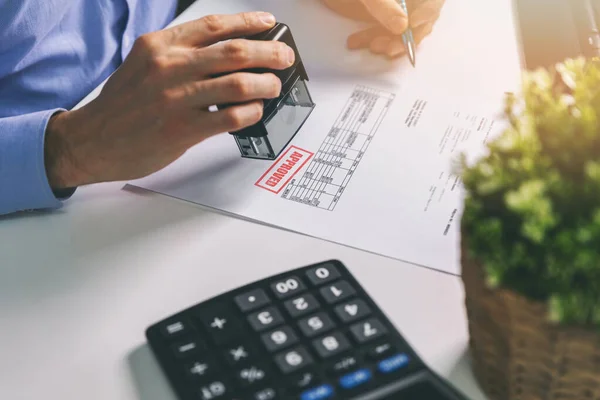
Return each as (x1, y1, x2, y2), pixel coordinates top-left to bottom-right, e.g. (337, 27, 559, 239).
(408, 48, 416, 67)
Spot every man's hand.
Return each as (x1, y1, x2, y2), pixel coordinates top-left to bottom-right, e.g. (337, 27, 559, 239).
(322, 0, 445, 58)
(45, 12, 294, 189)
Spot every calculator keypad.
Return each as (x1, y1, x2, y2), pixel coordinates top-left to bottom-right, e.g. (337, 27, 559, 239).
(329, 355, 359, 375)
(289, 371, 318, 391)
(283, 294, 320, 317)
(223, 343, 256, 367)
(312, 332, 351, 358)
(334, 299, 371, 323)
(261, 326, 299, 352)
(305, 263, 341, 285)
(161, 319, 190, 338)
(197, 303, 245, 345)
(253, 388, 277, 400)
(247, 306, 284, 332)
(198, 380, 230, 400)
(146, 260, 425, 400)
(172, 339, 203, 358)
(270, 276, 306, 299)
(298, 312, 335, 338)
(319, 281, 356, 304)
(350, 318, 388, 343)
(234, 289, 271, 312)
(274, 346, 313, 373)
(235, 364, 270, 387)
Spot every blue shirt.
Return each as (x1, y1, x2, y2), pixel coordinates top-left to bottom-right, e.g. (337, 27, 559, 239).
(0, 0, 178, 216)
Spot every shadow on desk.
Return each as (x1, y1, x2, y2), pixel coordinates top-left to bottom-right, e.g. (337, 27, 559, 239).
(446, 347, 488, 400)
(128, 345, 178, 400)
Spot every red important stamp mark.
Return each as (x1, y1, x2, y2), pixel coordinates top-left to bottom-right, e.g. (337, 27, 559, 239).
(255, 146, 314, 194)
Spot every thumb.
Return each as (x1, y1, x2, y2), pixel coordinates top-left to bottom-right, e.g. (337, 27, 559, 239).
(358, 0, 408, 35)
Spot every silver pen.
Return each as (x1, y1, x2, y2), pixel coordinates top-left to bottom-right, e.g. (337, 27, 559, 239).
(398, 0, 416, 66)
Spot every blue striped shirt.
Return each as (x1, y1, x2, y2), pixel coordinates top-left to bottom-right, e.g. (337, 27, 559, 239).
(0, 0, 178, 215)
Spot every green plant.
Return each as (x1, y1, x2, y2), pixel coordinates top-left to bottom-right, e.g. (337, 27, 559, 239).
(459, 57, 600, 327)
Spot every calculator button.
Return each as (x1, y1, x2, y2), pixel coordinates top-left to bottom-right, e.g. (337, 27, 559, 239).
(328, 355, 359, 375)
(299, 384, 334, 400)
(298, 312, 335, 338)
(274, 346, 313, 374)
(290, 372, 318, 392)
(312, 332, 350, 358)
(248, 306, 284, 332)
(377, 353, 411, 374)
(253, 388, 277, 400)
(333, 299, 371, 323)
(197, 304, 241, 345)
(270, 276, 306, 299)
(198, 380, 230, 399)
(339, 368, 372, 390)
(283, 294, 320, 318)
(224, 344, 254, 366)
(319, 281, 355, 304)
(350, 318, 387, 343)
(160, 319, 190, 338)
(184, 357, 219, 380)
(235, 289, 270, 313)
(261, 326, 298, 352)
(236, 364, 269, 387)
(366, 342, 395, 360)
(305, 263, 341, 286)
(172, 339, 203, 358)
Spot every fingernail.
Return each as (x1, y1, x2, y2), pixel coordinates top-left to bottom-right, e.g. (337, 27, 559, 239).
(259, 12, 275, 25)
(287, 46, 295, 65)
(389, 15, 408, 35)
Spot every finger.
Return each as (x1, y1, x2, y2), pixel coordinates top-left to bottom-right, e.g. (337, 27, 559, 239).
(370, 36, 392, 54)
(168, 11, 277, 47)
(196, 38, 294, 77)
(413, 21, 434, 45)
(197, 100, 265, 139)
(385, 38, 407, 58)
(180, 72, 282, 109)
(347, 22, 433, 57)
(347, 27, 382, 49)
(358, 0, 408, 35)
(383, 22, 434, 58)
(409, 0, 444, 28)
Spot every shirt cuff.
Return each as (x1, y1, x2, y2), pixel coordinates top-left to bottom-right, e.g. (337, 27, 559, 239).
(0, 108, 76, 215)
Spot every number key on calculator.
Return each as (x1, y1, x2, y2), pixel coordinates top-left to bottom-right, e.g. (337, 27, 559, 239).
(145, 260, 469, 399)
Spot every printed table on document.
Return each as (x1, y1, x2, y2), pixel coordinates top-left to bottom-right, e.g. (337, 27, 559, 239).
(282, 85, 395, 211)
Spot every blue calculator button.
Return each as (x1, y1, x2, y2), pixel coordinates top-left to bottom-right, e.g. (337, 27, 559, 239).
(339, 368, 372, 389)
(377, 353, 410, 373)
(300, 384, 334, 400)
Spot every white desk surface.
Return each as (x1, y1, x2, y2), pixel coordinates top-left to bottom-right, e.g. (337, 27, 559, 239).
(0, 182, 487, 400)
(0, 0, 523, 399)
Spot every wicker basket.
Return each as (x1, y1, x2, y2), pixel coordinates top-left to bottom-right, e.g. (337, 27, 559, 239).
(460, 233, 600, 400)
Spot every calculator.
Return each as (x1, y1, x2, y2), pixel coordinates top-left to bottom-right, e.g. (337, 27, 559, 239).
(145, 260, 470, 400)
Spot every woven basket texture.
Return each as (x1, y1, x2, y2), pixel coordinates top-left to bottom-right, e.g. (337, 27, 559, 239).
(461, 235, 600, 400)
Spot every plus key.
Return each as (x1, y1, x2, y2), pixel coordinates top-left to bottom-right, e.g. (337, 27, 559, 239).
(196, 303, 242, 345)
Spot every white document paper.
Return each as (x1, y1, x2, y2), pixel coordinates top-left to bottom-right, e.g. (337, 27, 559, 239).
(127, 0, 522, 275)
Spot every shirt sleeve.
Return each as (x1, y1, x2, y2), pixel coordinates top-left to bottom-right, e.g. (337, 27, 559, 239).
(0, 109, 75, 216)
